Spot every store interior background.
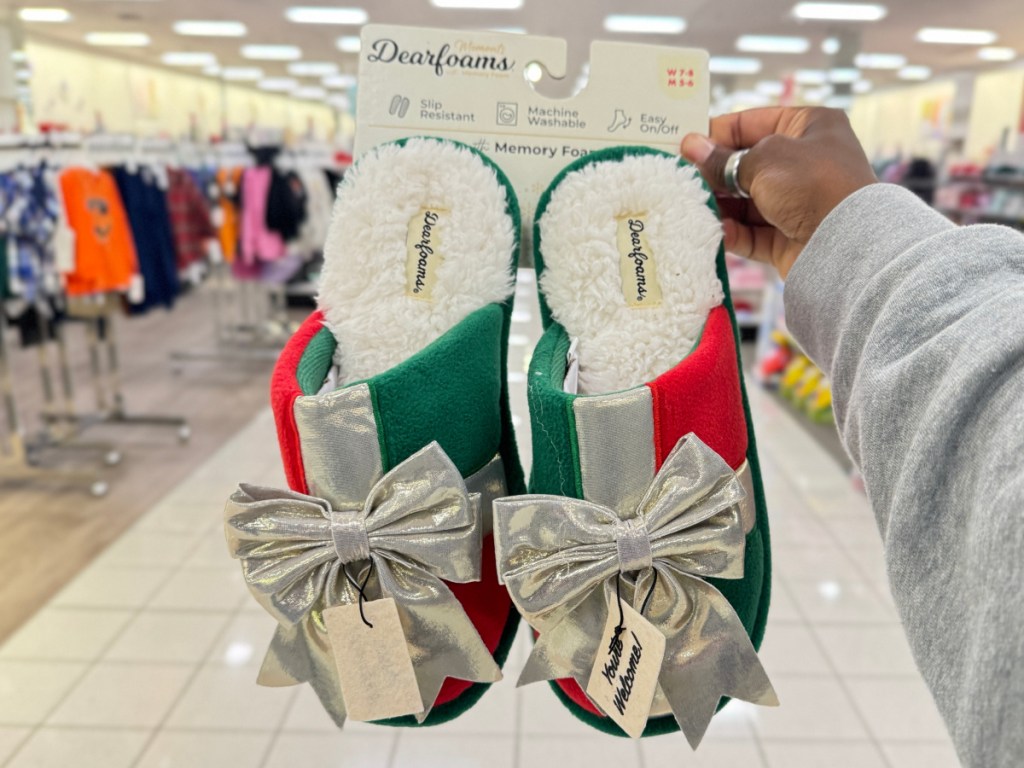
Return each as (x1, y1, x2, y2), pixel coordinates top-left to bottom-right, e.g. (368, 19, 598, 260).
(0, 1, 1021, 767)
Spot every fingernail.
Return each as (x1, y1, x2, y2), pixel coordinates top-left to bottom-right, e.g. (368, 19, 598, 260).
(722, 218, 736, 247)
(682, 134, 715, 165)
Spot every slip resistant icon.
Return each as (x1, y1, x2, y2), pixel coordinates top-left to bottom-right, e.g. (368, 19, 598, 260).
(389, 95, 411, 118)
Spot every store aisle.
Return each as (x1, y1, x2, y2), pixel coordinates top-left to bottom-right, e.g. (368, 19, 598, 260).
(0, 275, 961, 768)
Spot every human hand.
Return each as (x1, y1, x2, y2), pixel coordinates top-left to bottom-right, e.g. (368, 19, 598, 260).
(681, 107, 877, 278)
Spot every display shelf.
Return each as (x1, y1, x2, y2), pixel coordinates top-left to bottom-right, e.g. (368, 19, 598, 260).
(947, 175, 1024, 189)
(937, 207, 1024, 226)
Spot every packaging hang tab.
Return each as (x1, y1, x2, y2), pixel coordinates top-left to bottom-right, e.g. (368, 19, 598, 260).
(354, 24, 710, 248)
(585, 594, 667, 739)
(323, 598, 425, 722)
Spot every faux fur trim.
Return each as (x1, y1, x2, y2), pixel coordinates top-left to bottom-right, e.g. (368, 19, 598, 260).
(537, 154, 723, 394)
(318, 138, 516, 383)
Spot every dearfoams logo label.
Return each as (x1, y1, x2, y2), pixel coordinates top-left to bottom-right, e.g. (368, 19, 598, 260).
(367, 38, 515, 78)
(406, 207, 447, 301)
(616, 214, 663, 308)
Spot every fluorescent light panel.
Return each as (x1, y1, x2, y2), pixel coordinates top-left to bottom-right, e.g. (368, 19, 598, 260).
(916, 28, 996, 45)
(85, 32, 150, 47)
(854, 52, 906, 69)
(259, 77, 299, 91)
(242, 45, 302, 60)
(285, 6, 367, 24)
(710, 56, 762, 74)
(737, 35, 810, 53)
(173, 20, 247, 37)
(162, 51, 217, 66)
(323, 74, 357, 88)
(792, 2, 887, 21)
(979, 47, 1016, 61)
(18, 7, 71, 22)
(288, 61, 339, 76)
(899, 65, 932, 80)
(853, 79, 872, 93)
(431, 0, 522, 8)
(756, 80, 785, 96)
(337, 36, 361, 53)
(821, 36, 840, 54)
(294, 86, 327, 99)
(603, 14, 686, 34)
(829, 66, 859, 82)
(795, 68, 827, 84)
(222, 67, 263, 81)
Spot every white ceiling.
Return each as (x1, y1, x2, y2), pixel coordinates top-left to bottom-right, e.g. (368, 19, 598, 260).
(6, 0, 1024, 97)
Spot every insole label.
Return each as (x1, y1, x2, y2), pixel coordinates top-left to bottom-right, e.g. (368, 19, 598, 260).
(616, 214, 663, 308)
(406, 206, 448, 301)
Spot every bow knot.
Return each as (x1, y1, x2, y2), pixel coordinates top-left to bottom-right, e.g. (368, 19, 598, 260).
(493, 433, 777, 749)
(330, 510, 370, 564)
(616, 517, 652, 574)
(225, 441, 503, 727)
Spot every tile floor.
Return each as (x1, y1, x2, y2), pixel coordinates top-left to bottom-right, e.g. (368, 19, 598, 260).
(0, 274, 962, 767)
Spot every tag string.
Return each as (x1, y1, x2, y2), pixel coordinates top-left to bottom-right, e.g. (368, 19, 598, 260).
(611, 568, 660, 644)
(344, 561, 375, 628)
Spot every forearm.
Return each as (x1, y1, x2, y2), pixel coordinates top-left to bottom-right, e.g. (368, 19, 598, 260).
(784, 183, 1024, 767)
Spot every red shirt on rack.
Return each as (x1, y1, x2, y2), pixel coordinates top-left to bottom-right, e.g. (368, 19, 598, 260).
(166, 168, 215, 270)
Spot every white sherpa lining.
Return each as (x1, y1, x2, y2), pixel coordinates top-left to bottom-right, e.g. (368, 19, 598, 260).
(318, 138, 516, 383)
(538, 154, 724, 394)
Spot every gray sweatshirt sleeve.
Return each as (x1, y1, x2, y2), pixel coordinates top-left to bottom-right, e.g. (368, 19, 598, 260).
(784, 183, 1024, 768)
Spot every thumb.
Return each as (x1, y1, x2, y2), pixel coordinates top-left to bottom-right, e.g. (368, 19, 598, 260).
(681, 134, 742, 194)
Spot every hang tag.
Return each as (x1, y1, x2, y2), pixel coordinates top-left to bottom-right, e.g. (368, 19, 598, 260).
(585, 596, 666, 739)
(323, 598, 424, 722)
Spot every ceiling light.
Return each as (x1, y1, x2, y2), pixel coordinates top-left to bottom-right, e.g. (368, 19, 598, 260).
(327, 94, 351, 110)
(821, 36, 840, 54)
(10, 51, 27, 64)
(825, 94, 853, 109)
(162, 51, 217, 67)
(285, 6, 367, 24)
(15, 69, 31, 82)
(173, 20, 247, 37)
(85, 32, 150, 47)
(756, 80, 785, 96)
(795, 68, 828, 84)
(853, 79, 872, 93)
(259, 77, 299, 91)
(729, 90, 771, 107)
(323, 73, 357, 88)
(18, 7, 70, 22)
(916, 28, 996, 45)
(736, 35, 810, 54)
(792, 2, 887, 21)
(899, 65, 932, 80)
(203, 64, 222, 76)
(803, 85, 833, 103)
(709, 56, 762, 74)
(222, 67, 263, 81)
(828, 66, 859, 82)
(337, 36, 361, 53)
(288, 61, 339, 77)
(294, 86, 327, 99)
(242, 45, 302, 61)
(603, 15, 686, 34)
(979, 47, 1016, 61)
(430, 0, 523, 8)
(854, 52, 906, 69)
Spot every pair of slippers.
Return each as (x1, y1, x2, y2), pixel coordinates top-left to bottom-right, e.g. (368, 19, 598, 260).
(225, 137, 774, 746)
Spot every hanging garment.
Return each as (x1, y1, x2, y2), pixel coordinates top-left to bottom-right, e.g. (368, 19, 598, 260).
(215, 167, 243, 264)
(59, 167, 139, 297)
(265, 168, 307, 243)
(166, 167, 215, 270)
(113, 166, 180, 313)
(0, 164, 62, 303)
(240, 166, 286, 265)
(297, 168, 334, 256)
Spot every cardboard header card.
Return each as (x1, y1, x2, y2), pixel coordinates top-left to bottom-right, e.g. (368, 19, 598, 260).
(355, 24, 710, 240)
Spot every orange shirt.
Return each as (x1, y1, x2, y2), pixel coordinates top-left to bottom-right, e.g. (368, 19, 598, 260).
(60, 168, 139, 297)
(216, 167, 243, 264)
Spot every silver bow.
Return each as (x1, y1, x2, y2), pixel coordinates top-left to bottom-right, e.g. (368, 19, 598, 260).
(224, 441, 502, 727)
(493, 433, 777, 748)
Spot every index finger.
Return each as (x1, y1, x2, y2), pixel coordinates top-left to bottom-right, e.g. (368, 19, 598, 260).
(707, 107, 795, 150)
